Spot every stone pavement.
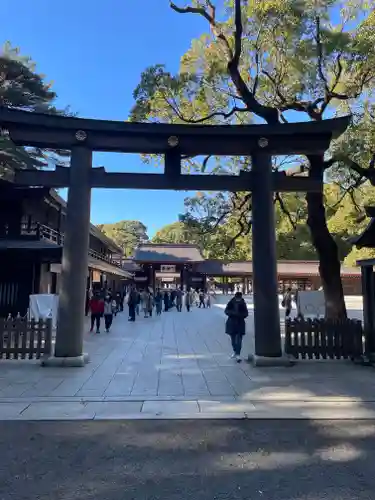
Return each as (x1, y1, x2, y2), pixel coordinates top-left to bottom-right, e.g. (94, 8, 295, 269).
(0, 297, 374, 420)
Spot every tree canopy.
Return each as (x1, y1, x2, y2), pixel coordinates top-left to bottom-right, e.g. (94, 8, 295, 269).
(150, 181, 375, 264)
(130, 0, 375, 317)
(152, 221, 199, 245)
(97, 220, 149, 257)
(0, 41, 71, 173)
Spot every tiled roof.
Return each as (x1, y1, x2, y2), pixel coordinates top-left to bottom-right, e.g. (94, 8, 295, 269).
(0, 239, 61, 250)
(122, 259, 142, 272)
(133, 244, 204, 263)
(88, 257, 132, 278)
(196, 260, 361, 277)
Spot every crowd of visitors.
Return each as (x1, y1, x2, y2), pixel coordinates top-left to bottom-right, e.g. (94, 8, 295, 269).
(87, 286, 213, 331)
(125, 286, 213, 322)
(87, 287, 125, 334)
(87, 284, 249, 365)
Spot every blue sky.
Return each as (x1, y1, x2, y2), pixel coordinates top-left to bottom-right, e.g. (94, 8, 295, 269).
(2, 0, 209, 237)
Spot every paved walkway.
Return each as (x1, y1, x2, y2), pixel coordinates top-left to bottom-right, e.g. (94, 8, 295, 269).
(0, 298, 374, 420)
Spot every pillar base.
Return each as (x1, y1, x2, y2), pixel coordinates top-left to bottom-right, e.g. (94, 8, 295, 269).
(356, 353, 375, 366)
(41, 353, 89, 367)
(248, 354, 296, 367)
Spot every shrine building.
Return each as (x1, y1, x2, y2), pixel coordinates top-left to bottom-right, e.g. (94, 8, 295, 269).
(123, 243, 362, 295)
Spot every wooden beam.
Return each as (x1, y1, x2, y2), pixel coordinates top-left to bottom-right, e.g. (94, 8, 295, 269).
(5, 127, 336, 156)
(164, 150, 181, 176)
(13, 168, 322, 192)
(0, 107, 351, 156)
(13, 166, 70, 188)
(273, 175, 322, 192)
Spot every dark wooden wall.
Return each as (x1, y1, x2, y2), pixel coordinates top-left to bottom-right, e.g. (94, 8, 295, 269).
(0, 253, 39, 317)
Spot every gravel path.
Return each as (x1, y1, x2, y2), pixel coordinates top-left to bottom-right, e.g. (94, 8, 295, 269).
(1, 420, 374, 499)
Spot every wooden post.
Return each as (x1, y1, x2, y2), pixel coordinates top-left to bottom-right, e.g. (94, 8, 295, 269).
(361, 265, 375, 358)
(45, 146, 92, 367)
(250, 152, 289, 366)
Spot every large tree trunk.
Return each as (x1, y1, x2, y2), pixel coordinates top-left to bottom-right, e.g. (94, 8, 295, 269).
(306, 155, 347, 319)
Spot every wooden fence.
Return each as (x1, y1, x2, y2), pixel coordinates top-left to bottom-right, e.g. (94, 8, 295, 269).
(285, 318, 364, 360)
(0, 318, 52, 360)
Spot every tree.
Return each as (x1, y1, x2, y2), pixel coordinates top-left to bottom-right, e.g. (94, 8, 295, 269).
(131, 1, 375, 318)
(0, 42, 72, 173)
(152, 221, 199, 244)
(329, 182, 375, 266)
(181, 191, 253, 259)
(152, 180, 370, 262)
(97, 220, 149, 257)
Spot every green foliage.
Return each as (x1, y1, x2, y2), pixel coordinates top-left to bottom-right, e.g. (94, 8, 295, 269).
(97, 220, 149, 257)
(129, 0, 375, 276)
(152, 221, 199, 245)
(132, 1, 375, 127)
(0, 42, 72, 173)
(344, 246, 375, 267)
(150, 182, 375, 263)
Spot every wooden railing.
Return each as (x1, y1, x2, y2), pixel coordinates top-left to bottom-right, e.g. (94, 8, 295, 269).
(18, 222, 64, 244)
(0, 317, 52, 360)
(285, 318, 364, 360)
(88, 248, 123, 268)
(5, 222, 124, 269)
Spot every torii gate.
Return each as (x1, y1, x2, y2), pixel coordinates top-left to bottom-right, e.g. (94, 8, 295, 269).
(0, 107, 349, 367)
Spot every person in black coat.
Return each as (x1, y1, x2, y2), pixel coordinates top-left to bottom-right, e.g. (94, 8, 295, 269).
(163, 291, 170, 312)
(224, 292, 248, 362)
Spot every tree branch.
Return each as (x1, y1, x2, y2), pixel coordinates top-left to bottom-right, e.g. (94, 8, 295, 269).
(275, 192, 297, 230)
(232, 0, 243, 69)
(331, 153, 375, 184)
(170, 0, 279, 124)
(262, 70, 322, 121)
(170, 1, 233, 59)
(329, 176, 367, 210)
(164, 92, 248, 123)
(315, 16, 330, 97)
(202, 155, 212, 172)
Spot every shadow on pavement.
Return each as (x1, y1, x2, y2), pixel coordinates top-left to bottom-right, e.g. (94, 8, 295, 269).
(0, 419, 374, 500)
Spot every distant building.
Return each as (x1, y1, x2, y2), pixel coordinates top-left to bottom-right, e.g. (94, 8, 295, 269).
(0, 184, 131, 316)
(123, 243, 361, 294)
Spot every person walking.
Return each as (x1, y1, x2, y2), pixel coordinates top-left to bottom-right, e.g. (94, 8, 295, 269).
(85, 288, 92, 316)
(119, 290, 125, 312)
(169, 290, 175, 309)
(89, 292, 104, 334)
(115, 292, 121, 314)
(140, 289, 150, 318)
(176, 288, 183, 312)
(198, 290, 206, 308)
(135, 289, 140, 316)
(103, 295, 114, 333)
(154, 288, 163, 316)
(185, 288, 192, 312)
(111, 297, 117, 317)
(206, 292, 211, 308)
(127, 285, 138, 322)
(282, 287, 293, 319)
(163, 290, 170, 312)
(224, 291, 248, 362)
(148, 290, 154, 317)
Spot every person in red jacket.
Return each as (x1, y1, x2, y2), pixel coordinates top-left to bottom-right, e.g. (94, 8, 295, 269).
(89, 293, 104, 333)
